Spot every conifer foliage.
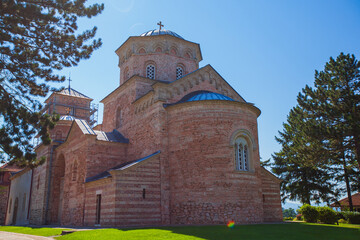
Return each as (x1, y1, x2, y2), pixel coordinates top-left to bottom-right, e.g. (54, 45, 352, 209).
(273, 53, 360, 209)
(0, 0, 104, 166)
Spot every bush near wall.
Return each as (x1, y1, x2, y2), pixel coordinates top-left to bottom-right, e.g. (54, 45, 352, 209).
(299, 205, 319, 223)
(341, 211, 360, 224)
(317, 207, 337, 224)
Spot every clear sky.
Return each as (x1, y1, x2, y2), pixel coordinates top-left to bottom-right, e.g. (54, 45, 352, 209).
(55, 0, 360, 207)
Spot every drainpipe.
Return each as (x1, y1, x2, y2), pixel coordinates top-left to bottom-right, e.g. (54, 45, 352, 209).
(27, 169, 34, 221)
(44, 145, 55, 224)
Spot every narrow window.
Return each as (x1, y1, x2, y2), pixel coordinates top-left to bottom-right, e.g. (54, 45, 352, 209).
(0, 173, 3, 183)
(95, 194, 101, 224)
(8, 199, 12, 213)
(146, 64, 155, 80)
(235, 138, 250, 171)
(23, 193, 26, 211)
(176, 66, 183, 79)
(37, 176, 40, 189)
(263, 194, 266, 202)
(116, 108, 122, 128)
(142, 188, 146, 199)
(72, 162, 77, 181)
(124, 67, 129, 81)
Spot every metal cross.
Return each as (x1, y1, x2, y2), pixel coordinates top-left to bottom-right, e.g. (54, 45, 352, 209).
(68, 74, 72, 89)
(157, 21, 164, 30)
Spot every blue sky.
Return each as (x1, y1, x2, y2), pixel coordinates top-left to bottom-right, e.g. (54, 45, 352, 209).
(56, 0, 360, 208)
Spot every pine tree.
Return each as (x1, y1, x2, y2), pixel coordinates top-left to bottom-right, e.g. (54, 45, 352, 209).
(272, 107, 338, 205)
(0, 0, 104, 166)
(297, 53, 360, 210)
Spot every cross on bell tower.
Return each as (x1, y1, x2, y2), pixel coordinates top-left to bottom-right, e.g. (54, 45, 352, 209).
(157, 21, 164, 30)
(68, 74, 72, 90)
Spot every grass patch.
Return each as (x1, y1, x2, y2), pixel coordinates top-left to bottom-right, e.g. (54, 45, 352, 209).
(57, 222, 360, 240)
(0, 226, 67, 237)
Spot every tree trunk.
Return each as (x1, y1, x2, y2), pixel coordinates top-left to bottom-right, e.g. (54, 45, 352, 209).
(341, 148, 353, 211)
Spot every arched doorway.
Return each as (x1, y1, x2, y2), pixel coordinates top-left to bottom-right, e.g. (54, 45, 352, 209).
(12, 198, 18, 225)
(49, 153, 65, 224)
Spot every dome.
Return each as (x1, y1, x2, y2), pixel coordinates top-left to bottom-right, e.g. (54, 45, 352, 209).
(164, 91, 235, 108)
(60, 115, 76, 121)
(181, 91, 235, 102)
(140, 29, 184, 39)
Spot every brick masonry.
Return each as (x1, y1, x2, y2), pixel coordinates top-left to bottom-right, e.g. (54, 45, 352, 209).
(6, 30, 283, 227)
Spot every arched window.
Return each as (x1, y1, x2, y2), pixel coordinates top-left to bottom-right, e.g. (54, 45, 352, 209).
(176, 66, 184, 80)
(124, 67, 129, 81)
(235, 137, 249, 171)
(116, 108, 122, 128)
(146, 64, 155, 79)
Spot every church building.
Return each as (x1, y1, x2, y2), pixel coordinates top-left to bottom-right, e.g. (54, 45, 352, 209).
(5, 26, 282, 226)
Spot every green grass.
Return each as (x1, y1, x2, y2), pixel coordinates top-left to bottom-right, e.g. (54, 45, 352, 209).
(57, 222, 360, 240)
(0, 226, 66, 237)
(0, 223, 359, 239)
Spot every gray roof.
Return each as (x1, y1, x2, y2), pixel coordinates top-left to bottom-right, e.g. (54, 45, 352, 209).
(85, 151, 160, 183)
(58, 87, 92, 100)
(140, 29, 184, 39)
(94, 130, 129, 143)
(74, 120, 129, 143)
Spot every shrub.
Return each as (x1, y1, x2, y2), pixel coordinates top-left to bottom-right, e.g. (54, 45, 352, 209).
(284, 217, 294, 221)
(341, 211, 360, 224)
(299, 204, 319, 223)
(317, 206, 337, 224)
(296, 214, 303, 220)
(338, 218, 348, 224)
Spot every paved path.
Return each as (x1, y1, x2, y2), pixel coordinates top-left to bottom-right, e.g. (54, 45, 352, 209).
(0, 231, 54, 240)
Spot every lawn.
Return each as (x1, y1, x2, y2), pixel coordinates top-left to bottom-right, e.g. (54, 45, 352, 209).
(0, 226, 67, 236)
(57, 222, 359, 240)
(0, 222, 359, 239)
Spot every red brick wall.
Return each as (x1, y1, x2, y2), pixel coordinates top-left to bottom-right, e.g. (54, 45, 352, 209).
(167, 101, 264, 224)
(85, 141, 128, 179)
(261, 168, 282, 222)
(120, 53, 198, 83)
(84, 179, 116, 226)
(0, 185, 9, 225)
(84, 155, 161, 226)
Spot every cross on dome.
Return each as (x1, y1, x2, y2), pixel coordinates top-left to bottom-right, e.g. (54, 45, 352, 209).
(157, 21, 164, 30)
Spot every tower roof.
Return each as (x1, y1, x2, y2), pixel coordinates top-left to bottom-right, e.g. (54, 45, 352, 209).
(140, 29, 184, 39)
(58, 87, 92, 100)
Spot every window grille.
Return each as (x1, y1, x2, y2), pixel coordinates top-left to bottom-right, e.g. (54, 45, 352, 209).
(176, 67, 183, 79)
(146, 64, 155, 79)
